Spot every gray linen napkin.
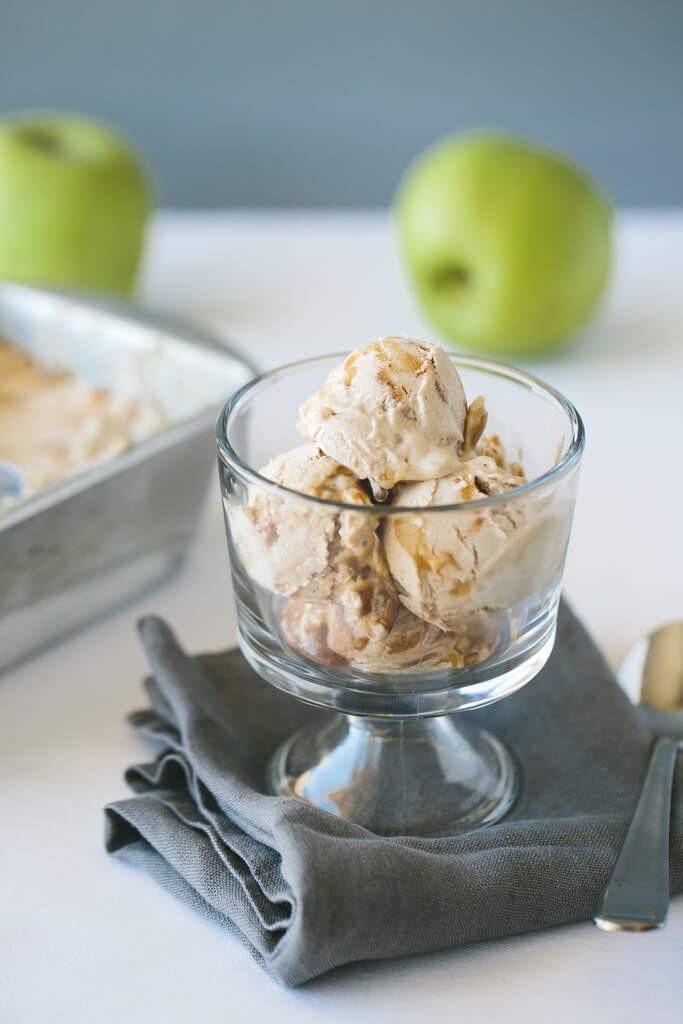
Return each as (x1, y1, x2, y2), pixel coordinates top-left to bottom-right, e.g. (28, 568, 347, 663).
(104, 603, 683, 986)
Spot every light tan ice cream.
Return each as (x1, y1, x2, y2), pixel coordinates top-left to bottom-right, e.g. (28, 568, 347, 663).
(383, 456, 566, 630)
(280, 600, 495, 672)
(230, 442, 399, 636)
(0, 340, 165, 494)
(297, 336, 467, 491)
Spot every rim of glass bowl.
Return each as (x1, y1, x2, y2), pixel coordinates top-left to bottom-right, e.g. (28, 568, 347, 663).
(215, 352, 585, 516)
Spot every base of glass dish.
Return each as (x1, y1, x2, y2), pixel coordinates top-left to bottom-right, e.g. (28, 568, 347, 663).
(267, 713, 519, 837)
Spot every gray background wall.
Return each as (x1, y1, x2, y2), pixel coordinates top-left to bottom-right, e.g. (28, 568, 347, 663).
(2, 1, 681, 207)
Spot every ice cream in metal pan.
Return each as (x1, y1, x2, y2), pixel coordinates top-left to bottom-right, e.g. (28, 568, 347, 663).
(0, 339, 166, 496)
(0, 282, 253, 674)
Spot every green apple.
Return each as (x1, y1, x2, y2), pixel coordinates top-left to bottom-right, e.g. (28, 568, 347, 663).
(396, 133, 612, 357)
(0, 112, 153, 296)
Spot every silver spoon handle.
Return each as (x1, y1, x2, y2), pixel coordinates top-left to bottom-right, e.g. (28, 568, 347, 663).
(594, 736, 679, 931)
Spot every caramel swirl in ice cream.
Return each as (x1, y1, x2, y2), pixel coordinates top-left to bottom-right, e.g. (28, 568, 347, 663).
(280, 601, 496, 672)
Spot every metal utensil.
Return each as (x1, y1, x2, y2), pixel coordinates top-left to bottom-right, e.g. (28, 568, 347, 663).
(594, 621, 683, 931)
(0, 461, 26, 500)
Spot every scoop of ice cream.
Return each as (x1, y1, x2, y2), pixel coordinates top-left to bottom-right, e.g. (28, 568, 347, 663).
(230, 442, 367, 596)
(384, 454, 564, 629)
(280, 600, 495, 673)
(297, 337, 467, 490)
(230, 443, 399, 639)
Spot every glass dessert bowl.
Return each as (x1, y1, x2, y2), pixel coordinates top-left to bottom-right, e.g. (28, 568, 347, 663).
(216, 340, 584, 836)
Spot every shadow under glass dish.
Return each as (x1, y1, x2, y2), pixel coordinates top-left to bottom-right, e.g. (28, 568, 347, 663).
(216, 354, 584, 836)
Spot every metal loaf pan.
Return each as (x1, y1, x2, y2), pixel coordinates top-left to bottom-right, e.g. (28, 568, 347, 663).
(0, 283, 253, 674)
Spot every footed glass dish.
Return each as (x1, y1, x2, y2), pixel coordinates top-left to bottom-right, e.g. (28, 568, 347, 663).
(216, 353, 584, 836)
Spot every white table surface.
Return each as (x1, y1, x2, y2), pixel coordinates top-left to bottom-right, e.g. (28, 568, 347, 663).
(2, 210, 682, 1022)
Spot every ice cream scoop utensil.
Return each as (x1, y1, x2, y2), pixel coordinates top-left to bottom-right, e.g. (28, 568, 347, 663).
(594, 622, 683, 931)
(0, 461, 25, 500)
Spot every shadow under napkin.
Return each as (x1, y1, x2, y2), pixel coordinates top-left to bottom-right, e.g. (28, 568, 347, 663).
(104, 602, 683, 986)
